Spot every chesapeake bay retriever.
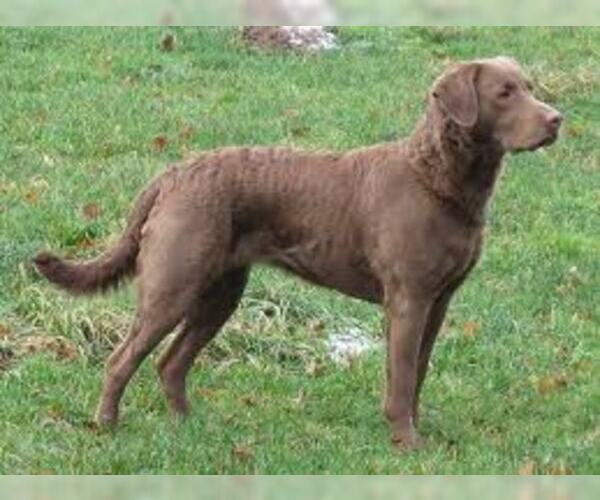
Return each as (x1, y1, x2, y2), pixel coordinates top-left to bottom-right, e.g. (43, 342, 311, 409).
(34, 56, 562, 449)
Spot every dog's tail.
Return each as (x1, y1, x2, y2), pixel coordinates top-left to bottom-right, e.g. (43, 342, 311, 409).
(33, 174, 163, 295)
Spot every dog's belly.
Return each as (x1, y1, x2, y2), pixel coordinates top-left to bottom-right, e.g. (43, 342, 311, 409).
(229, 220, 382, 302)
(269, 247, 382, 304)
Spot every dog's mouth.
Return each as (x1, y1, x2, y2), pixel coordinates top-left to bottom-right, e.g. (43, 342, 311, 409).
(511, 132, 559, 154)
(533, 132, 558, 149)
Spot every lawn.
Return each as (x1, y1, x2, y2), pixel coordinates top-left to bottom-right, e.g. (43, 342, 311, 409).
(0, 27, 598, 474)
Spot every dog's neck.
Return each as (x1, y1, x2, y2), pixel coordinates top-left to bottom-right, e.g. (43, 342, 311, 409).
(406, 105, 505, 226)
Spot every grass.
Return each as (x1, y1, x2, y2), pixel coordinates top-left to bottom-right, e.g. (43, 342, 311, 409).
(0, 27, 598, 474)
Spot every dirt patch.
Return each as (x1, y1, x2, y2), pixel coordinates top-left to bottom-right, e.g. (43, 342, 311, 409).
(16, 335, 79, 362)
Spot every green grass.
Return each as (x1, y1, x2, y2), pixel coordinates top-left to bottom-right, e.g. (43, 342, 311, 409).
(0, 27, 599, 474)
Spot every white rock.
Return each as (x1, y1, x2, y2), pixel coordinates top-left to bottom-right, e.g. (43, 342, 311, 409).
(279, 26, 338, 51)
(326, 327, 379, 366)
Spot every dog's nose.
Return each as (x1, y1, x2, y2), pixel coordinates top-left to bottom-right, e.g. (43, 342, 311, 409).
(547, 111, 563, 130)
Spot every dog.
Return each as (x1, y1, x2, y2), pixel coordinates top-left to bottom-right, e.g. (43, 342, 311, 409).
(34, 56, 562, 449)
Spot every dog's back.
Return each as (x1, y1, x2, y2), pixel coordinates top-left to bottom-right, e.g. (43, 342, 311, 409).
(162, 145, 401, 300)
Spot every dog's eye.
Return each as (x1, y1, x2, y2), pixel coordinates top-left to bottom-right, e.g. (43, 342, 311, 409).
(497, 84, 515, 99)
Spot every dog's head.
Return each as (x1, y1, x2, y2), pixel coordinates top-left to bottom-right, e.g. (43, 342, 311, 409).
(431, 56, 562, 153)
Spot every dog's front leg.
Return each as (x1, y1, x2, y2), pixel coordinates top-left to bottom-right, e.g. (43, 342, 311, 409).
(383, 291, 431, 450)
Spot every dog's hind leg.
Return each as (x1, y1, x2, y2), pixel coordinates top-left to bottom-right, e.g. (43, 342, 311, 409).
(94, 300, 185, 427)
(157, 267, 250, 415)
(94, 207, 228, 426)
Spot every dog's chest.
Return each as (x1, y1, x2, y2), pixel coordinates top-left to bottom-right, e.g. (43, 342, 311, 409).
(441, 225, 483, 286)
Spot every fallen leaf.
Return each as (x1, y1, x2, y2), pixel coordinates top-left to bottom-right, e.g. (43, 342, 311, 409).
(152, 135, 168, 151)
(536, 372, 568, 395)
(462, 321, 480, 339)
(23, 188, 39, 205)
(81, 202, 101, 220)
(159, 32, 175, 52)
(241, 395, 257, 407)
(232, 444, 253, 462)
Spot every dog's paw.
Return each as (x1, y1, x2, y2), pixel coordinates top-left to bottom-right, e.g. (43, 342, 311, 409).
(94, 410, 119, 429)
(391, 428, 424, 451)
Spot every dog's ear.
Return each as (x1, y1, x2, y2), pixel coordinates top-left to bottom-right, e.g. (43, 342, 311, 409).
(432, 63, 480, 128)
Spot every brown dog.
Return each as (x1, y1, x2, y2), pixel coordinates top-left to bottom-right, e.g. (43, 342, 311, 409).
(34, 57, 561, 449)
